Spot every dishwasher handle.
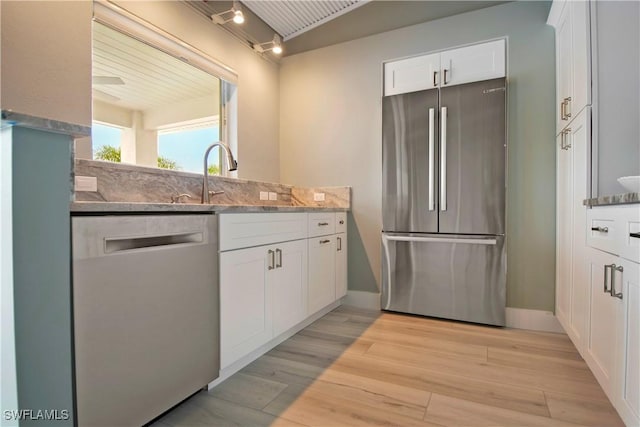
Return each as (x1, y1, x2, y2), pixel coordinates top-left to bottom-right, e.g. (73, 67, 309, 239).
(104, 232, 204, 254)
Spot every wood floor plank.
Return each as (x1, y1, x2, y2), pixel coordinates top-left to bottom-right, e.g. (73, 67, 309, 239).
(373, 315, 581, 358)
(545, 391, 626, 427)
(423, 393, 584, 427)
(153, 306, 620, 426)
(266, 387, 443, 427)
(487, 347, 592, 379)
(329, 351, 551, 417)
(206, 372, 288, 410)
(360, 328, 488, 361)
(365, 342, 605, 400)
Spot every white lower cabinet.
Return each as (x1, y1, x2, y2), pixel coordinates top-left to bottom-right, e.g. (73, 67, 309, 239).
(220, 244, 273, 369)
(308, 236, 337, 314)
(585, 247, 619, 397)
(219, 211, 348, 373)
(272, 240, 308, 337)
(583, 206, 640, 427)
(336, 233, 348, 299)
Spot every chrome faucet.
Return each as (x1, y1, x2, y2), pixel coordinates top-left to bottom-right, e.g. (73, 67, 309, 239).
(202, 141, 238, 204)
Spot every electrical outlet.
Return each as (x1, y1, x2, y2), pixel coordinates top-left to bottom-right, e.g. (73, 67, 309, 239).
(314, 192, 326, 202)
(268, 192, 277, 201)
(259, 191, 269, 201)
(75, 176, 97, 192)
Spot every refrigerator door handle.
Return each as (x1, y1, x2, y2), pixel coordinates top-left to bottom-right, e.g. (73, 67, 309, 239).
(428, 107, 435, 211)
(383, 234, 497, 245)
(440, 106, 447, 211)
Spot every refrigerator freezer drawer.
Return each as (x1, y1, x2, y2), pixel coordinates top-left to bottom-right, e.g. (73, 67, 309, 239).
(381, 233, 506, 326)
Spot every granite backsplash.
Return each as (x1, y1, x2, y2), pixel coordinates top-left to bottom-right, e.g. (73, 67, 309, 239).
(74, 159, 350, 209)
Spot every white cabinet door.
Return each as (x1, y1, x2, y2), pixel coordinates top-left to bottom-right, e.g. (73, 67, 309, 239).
(384, 53, 440, 96)
(555, 1, 573, 133)
(616, 259, 640, 427)
(585, 247, 620, 397)
(220, 246, 272, 368)
(440, 39, 505, 87)
(550, 0, 591, 134)
(555, 110, 590, 347)
(335, 233, 348, 300)
(569, 112, 590, 346)
(272, 239, 308, 337)
(308, 236, 336, 314)
(556, 130, 572, 330)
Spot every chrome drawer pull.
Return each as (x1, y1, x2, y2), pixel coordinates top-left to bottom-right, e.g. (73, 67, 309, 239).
(339, 220, 345, 225)
(268, 249, 275, 270)
(319, 239, 330, 244)
(591, 226, 609, 233)
(604, 264, 612, 293)
(630, 232, 640, 239)
(610, 265, 624, 300)
(318, 222, 329, 226)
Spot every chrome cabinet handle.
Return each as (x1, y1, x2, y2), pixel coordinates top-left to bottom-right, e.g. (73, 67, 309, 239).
(630, 232, 640, 239)
(268, 249, 275, 270)
(318, 222, 329, 226)
(319, 239, 330, 244)
(443, 69, 449, 85)
(591, 226, 609, 233)
(275, 248, 282, 268)
(440, 106, 447, 211)
(560, 129, 566, 150)
(428, 107, 435, 211)
(560, 100, 567, 121)
(564, 97, 572, 119)
(610, 264, 624, 299)
(562, 128, 572, 150)
(337, 236, 342, 251)
(433, 71, 438, 87)
(604, 264, 612, 293)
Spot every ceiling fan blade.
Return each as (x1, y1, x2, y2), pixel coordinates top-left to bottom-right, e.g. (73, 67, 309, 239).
(93, 76, 125, 85)
(92, 89, 121, 102)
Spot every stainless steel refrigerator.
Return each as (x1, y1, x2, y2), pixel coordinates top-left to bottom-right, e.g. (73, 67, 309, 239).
(381, 77, 507, 326)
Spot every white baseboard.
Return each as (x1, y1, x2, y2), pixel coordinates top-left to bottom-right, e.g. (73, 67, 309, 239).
(505, 307, 566, 333)
(344, 290, 381, 310)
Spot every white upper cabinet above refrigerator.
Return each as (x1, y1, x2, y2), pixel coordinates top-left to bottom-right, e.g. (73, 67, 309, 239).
(383, 39, 506, 96)
(439, 39, 506, 87)
(384, 53, 440, 96)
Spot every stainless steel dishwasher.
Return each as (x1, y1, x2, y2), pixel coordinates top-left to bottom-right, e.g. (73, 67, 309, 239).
(72, 214, 219, 427)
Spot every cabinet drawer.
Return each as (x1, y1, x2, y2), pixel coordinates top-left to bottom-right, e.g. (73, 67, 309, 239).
(219, 213, 307, 251)
(335, 212, 347, 234)
(308, 212, 336, 237)
(620, 206, 640, 264)
(587, 207, 620, 255)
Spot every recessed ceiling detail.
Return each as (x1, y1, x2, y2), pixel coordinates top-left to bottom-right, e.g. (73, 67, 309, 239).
(242, 0, 369, 41)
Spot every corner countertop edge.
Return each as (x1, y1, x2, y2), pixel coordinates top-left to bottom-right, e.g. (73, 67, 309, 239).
(583, 192, 639, 207)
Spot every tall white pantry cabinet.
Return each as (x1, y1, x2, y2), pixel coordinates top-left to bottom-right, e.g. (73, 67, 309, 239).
(548, 2, 640, 426)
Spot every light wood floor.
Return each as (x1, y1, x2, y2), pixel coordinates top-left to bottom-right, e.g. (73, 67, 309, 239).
(151, 306, 624, 427)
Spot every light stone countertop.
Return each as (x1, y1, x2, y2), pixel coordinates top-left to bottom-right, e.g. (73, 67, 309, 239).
(70, 201, 349, 213)
(583, 192, 639, 207)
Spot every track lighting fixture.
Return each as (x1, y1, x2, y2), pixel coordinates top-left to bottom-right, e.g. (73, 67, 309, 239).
(253, 34, 283, 55)
(211, 1, 245, 25)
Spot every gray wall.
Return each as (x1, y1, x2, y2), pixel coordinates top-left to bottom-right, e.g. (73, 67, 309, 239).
(593, 0, 640, 196)
(280, 1, 557, 311)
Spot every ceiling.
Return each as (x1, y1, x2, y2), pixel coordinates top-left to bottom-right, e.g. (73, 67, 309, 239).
(92, 22, 219, 112)
(187, 1, 509, 58)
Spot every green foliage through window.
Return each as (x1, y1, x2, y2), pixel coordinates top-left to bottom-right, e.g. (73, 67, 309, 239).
(94, 145, 180, 170)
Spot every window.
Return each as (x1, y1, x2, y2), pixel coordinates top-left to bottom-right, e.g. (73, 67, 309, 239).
(84, 6, 238, 177)
(157, 121, 220, 174)
(92, 122, 122, 163)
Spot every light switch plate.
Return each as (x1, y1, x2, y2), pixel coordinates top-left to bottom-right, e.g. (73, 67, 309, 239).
(75, 176, 97, 192)
(259, 191, 269, 201)
(314, 192, 326, 202)
(268, 192, 277, 201)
